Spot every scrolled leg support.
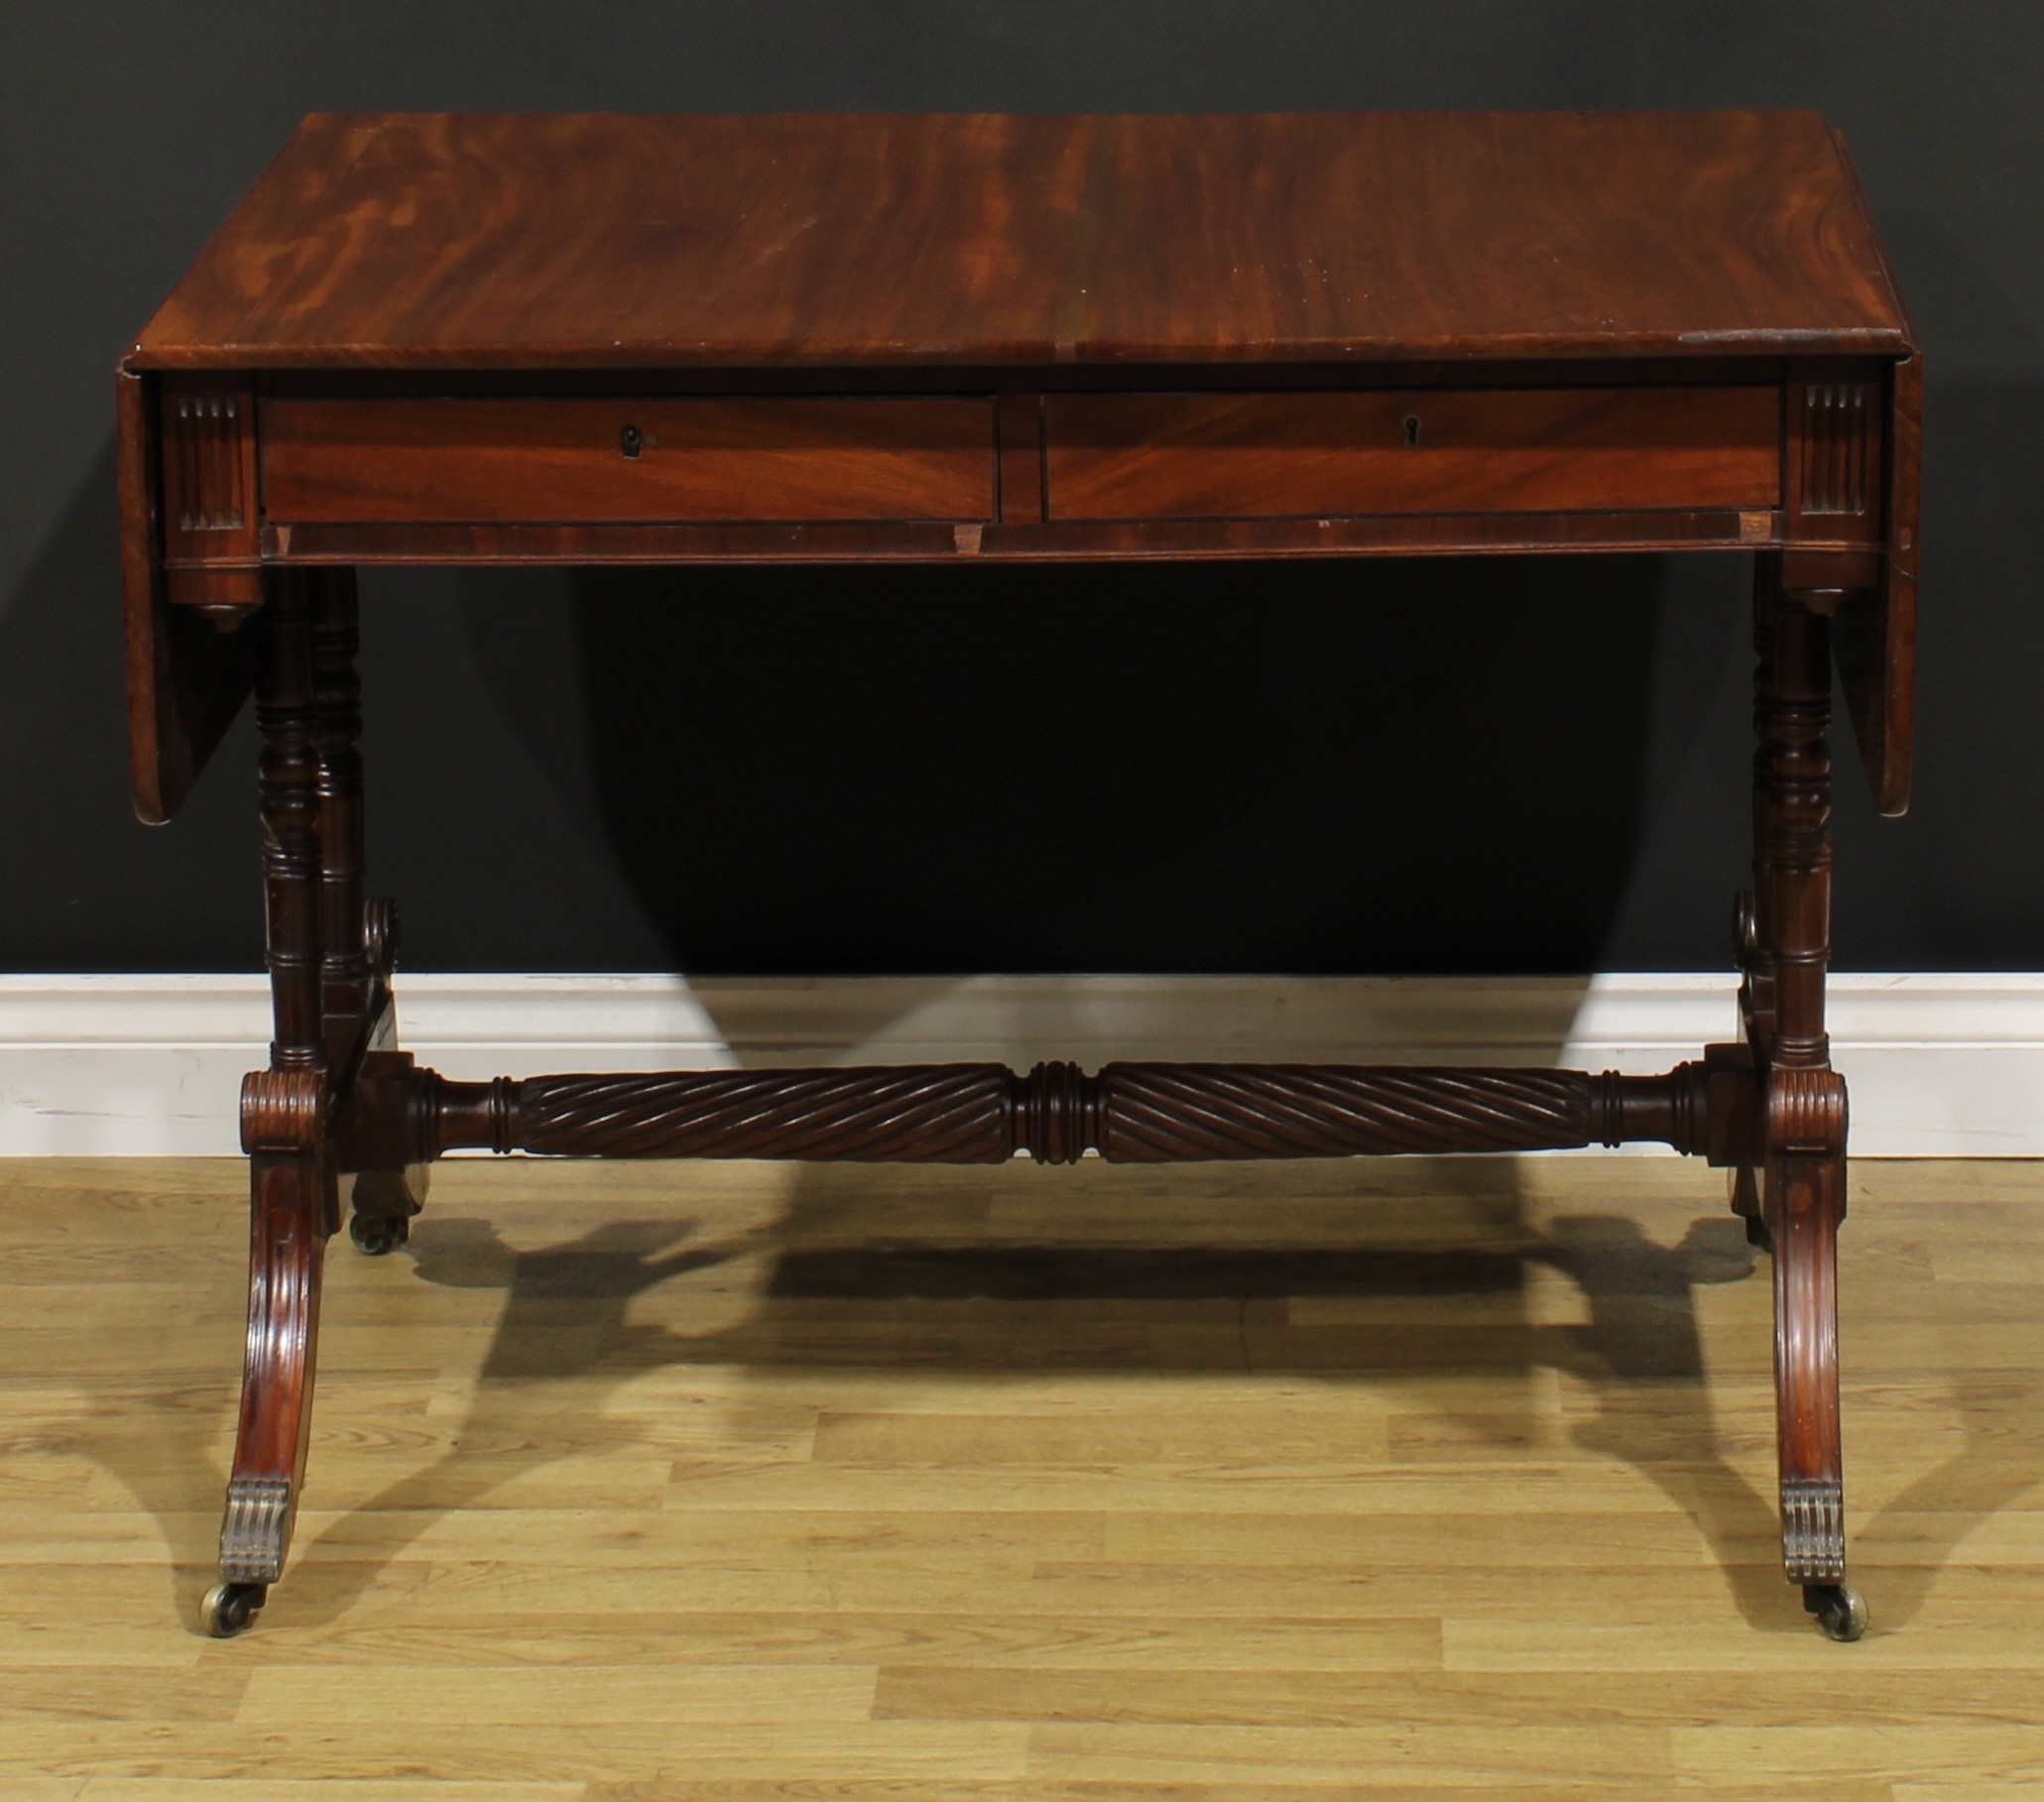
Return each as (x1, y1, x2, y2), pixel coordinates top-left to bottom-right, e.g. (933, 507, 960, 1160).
(211, 1068, 334, 1635)
(1769, 1068, 1853, 1622)
(1750, 562, 1864, 1638)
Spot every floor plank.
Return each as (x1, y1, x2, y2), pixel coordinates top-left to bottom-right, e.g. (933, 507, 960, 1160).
(1, 1153, 2040, 1795)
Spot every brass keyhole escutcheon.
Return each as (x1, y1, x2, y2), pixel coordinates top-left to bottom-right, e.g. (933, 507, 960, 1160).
(620, 423, 645, 459)
(1403, 415, 1422, 447)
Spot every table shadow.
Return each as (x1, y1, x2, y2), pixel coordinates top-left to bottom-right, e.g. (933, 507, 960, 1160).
(1850, 1373, 2044, 1629)
(258, 1159, 1805, 1633)
(3, 1163, 248, 1633)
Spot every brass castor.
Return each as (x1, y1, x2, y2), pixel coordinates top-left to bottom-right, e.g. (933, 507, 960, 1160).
(201, 1580, 267, 1637)
(349, 1212, 409, 1256)
(1744, 1211, 1774, 1256)
(1804, 1583, 1868, 1641)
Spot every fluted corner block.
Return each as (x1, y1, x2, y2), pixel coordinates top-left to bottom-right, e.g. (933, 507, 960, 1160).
(1765, 1066, 1849, 1160)
(240, 1067, 329, 1155)
(1782, 1476, 1846, 1584)
(219, 1476, 295, 1584)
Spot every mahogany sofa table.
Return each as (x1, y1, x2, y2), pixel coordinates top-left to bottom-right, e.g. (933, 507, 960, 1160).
(116, 111, 1920, 1640)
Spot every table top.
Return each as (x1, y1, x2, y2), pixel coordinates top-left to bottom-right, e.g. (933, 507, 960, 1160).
(127, 111, 1914, 373)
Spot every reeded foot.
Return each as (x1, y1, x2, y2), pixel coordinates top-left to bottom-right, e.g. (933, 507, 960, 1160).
(1803, 1583, 1868, 1641)
(220, 1475, 296, 1585)
(201, 1579, 268, 1637)
(1781, 1476, 1847, 1585)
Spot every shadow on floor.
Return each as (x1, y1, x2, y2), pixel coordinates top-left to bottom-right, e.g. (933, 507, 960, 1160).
(1853, 1369, 2044, 1628)
(239, 1159, 1808, 1634)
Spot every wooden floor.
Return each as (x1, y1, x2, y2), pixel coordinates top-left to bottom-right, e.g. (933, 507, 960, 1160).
(1, 1152, 2040, 1799)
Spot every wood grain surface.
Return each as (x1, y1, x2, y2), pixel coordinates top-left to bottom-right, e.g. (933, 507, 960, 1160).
(117, 111, 1924, 822)
(1834, 353, 1922, 816)
(257, 507, 1781, 568)
(262, 397, 998, 524)
(127, 112, 1911, 369)
(1045, 387, 1781, 519)
(1, 1153, 2038, 1794)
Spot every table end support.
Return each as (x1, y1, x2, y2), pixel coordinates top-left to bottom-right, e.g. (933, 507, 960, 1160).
(1753, 557, 1863, 1638)
(208, 1067, 333, 1637)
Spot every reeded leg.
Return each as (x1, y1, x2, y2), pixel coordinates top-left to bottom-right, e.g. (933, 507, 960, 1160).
(1749, 557, 1864, 1639)
(306, 568, 426, 1255)
(208, 570, 334, 1637)
(1770, 1143, 1846, 1573)
(207, 1073, 334, 1635)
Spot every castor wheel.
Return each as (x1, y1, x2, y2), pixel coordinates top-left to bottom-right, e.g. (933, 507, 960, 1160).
(201, 1580, 267, 1637)
(1744, 1211, 1774, 1256)
(349, 1212, 409, 1256)
(1803, 1583, 1868, 1641)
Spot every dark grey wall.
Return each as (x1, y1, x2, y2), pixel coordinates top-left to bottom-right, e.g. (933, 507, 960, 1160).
(2, 4, 2037, 975)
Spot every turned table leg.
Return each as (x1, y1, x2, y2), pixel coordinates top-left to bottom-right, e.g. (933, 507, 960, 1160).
(206, 570, 338, 1637)
(1748, 554, 1865, 1641)
(308, 566, 426, 1255)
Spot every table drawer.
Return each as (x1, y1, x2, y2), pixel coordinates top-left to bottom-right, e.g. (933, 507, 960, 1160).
(1043, 388, 1781, 520)
(261, 397, 997, 524)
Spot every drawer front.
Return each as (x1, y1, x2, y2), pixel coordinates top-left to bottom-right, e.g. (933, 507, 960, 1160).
(1044, 388, 1781, 521)
(261, 397, 997, 524)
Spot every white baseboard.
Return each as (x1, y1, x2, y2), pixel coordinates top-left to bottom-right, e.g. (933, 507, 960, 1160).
(1, 972, 2038, 1157)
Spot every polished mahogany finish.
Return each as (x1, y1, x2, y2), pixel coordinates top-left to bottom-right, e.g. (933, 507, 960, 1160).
(262, 508, 1783, 574)
(1043, 387, 1783, 520)
(409, 1060, 1719, 1164)
(120, 113, 1920, 822)
(117, 370, 255, 823)
(262, 396, 999, 525)
(117, 112, 1919, 1640)
(129, 112, 1909, 369)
